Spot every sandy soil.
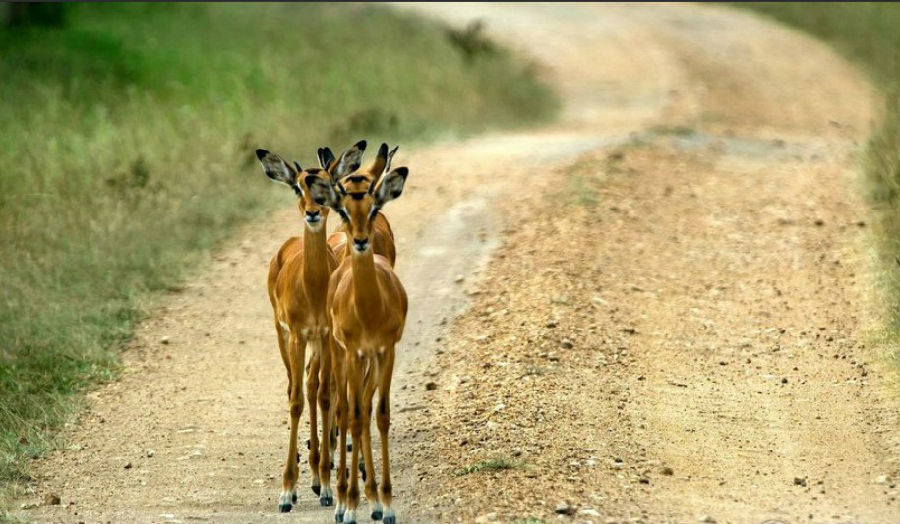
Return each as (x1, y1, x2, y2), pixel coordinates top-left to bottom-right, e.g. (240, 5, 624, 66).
(20, 3, 898, 524)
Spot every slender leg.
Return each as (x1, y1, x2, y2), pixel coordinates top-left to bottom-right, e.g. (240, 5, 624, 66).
(334, 345, 349, 523)
(377, 350, 396, 524)
(360, 380, 381, 521)
(330, 376, 338, 467)
(345, 368, 363, 524)
(307, 345, 321, 496)
(280, 331, 306, 512)
(274, 319, 291, 398)
(318, 333, 334, 506)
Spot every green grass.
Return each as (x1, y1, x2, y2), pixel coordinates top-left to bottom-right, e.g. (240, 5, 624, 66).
(731, 3, 900, 355)
(454, 457, 524, 476)
(0, 3, 557, 514)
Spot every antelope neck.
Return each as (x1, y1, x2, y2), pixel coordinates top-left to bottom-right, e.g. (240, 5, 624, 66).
(350, 246, 383, 323)
(302, 223, 330, 282)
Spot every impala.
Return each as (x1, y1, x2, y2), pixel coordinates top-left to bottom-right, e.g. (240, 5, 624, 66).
(321, 142, 400, 267)
(255, 141, 365, 512)
(318, 142, 402, 490)
(307, 163, 409, 524)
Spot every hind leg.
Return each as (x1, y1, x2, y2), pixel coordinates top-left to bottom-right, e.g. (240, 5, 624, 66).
(275, 320, 291, 398)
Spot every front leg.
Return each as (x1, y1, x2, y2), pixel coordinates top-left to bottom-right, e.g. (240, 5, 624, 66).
(360, 385, 381, 521)
(376, 350, 396, 524)
(345, 369, 363, 524)
(280, 331, 306, 512)
(318, 332, 334, 507)
(307, 346, 321, 497)
(333, 340, 349, 523)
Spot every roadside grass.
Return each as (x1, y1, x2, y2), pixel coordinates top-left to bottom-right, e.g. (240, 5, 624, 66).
(0, 3, 557, 515)
(731, 3, 900, 359)
(454, 457, 524, 476)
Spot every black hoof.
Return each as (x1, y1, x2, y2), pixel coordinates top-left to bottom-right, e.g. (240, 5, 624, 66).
(320, 495, 334, 507)
(347, 442, 352, 452)
(312, 484, 321, 496)
(360, 466, 366, 482)
(383, 516, 396, 524)
(279, 503, 292, 513)
(306, 439, 311, 450)
(292, 492, 298, 504)
(334, 511, 344, 523)
(371, 510, 383, 521)
(297, 451, 301, 464)
(347, 520, 357, 524)
(330, 460, 335, 470)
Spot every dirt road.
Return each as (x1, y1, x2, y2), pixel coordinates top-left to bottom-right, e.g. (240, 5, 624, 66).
(22, 4, 899, 524)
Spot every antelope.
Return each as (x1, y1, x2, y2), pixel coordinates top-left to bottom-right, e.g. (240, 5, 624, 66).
(321, 143, 400, 267)
(316, 142, 401, 489)
(306, 163, 410, 524)
(255, 141, 365, 512)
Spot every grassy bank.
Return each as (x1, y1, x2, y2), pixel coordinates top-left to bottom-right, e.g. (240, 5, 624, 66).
(0, 3, 556, 513)
(733, 2, 899, 351)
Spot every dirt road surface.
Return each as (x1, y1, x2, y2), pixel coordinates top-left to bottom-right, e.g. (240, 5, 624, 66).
(22, 3, 899, 524)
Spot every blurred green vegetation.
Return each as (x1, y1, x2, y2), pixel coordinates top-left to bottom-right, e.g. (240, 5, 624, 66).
(0, 2, 557, 512)
(735, 2, 900, 350)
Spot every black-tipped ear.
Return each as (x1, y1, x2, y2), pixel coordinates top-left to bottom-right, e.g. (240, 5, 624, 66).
(256, 149, 297, 188)
(293, 161, 302, 172)
(333, 140, 367, 179)
(317, 147, 336, 172)
(375, 166, 408, 206)
(391, 166, 408, 181)
(370, 143, 390, 175)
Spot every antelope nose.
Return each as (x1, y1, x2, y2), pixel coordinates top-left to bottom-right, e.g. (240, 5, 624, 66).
(352, 238, 369, 251)
(305, 210, 320, 221)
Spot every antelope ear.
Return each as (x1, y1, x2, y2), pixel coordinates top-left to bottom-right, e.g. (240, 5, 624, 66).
(332, 140, 367, 179)
(370, 143, 390, 175)
(256, 149, 302, 195)
(374, 167, 408, 207)
(317, 147, 336, 172)
(369, 143, 400, 177)
(304, 174, 339, 208)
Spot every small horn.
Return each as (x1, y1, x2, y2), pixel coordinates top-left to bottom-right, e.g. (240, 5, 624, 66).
(384, 145, 399, 174)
